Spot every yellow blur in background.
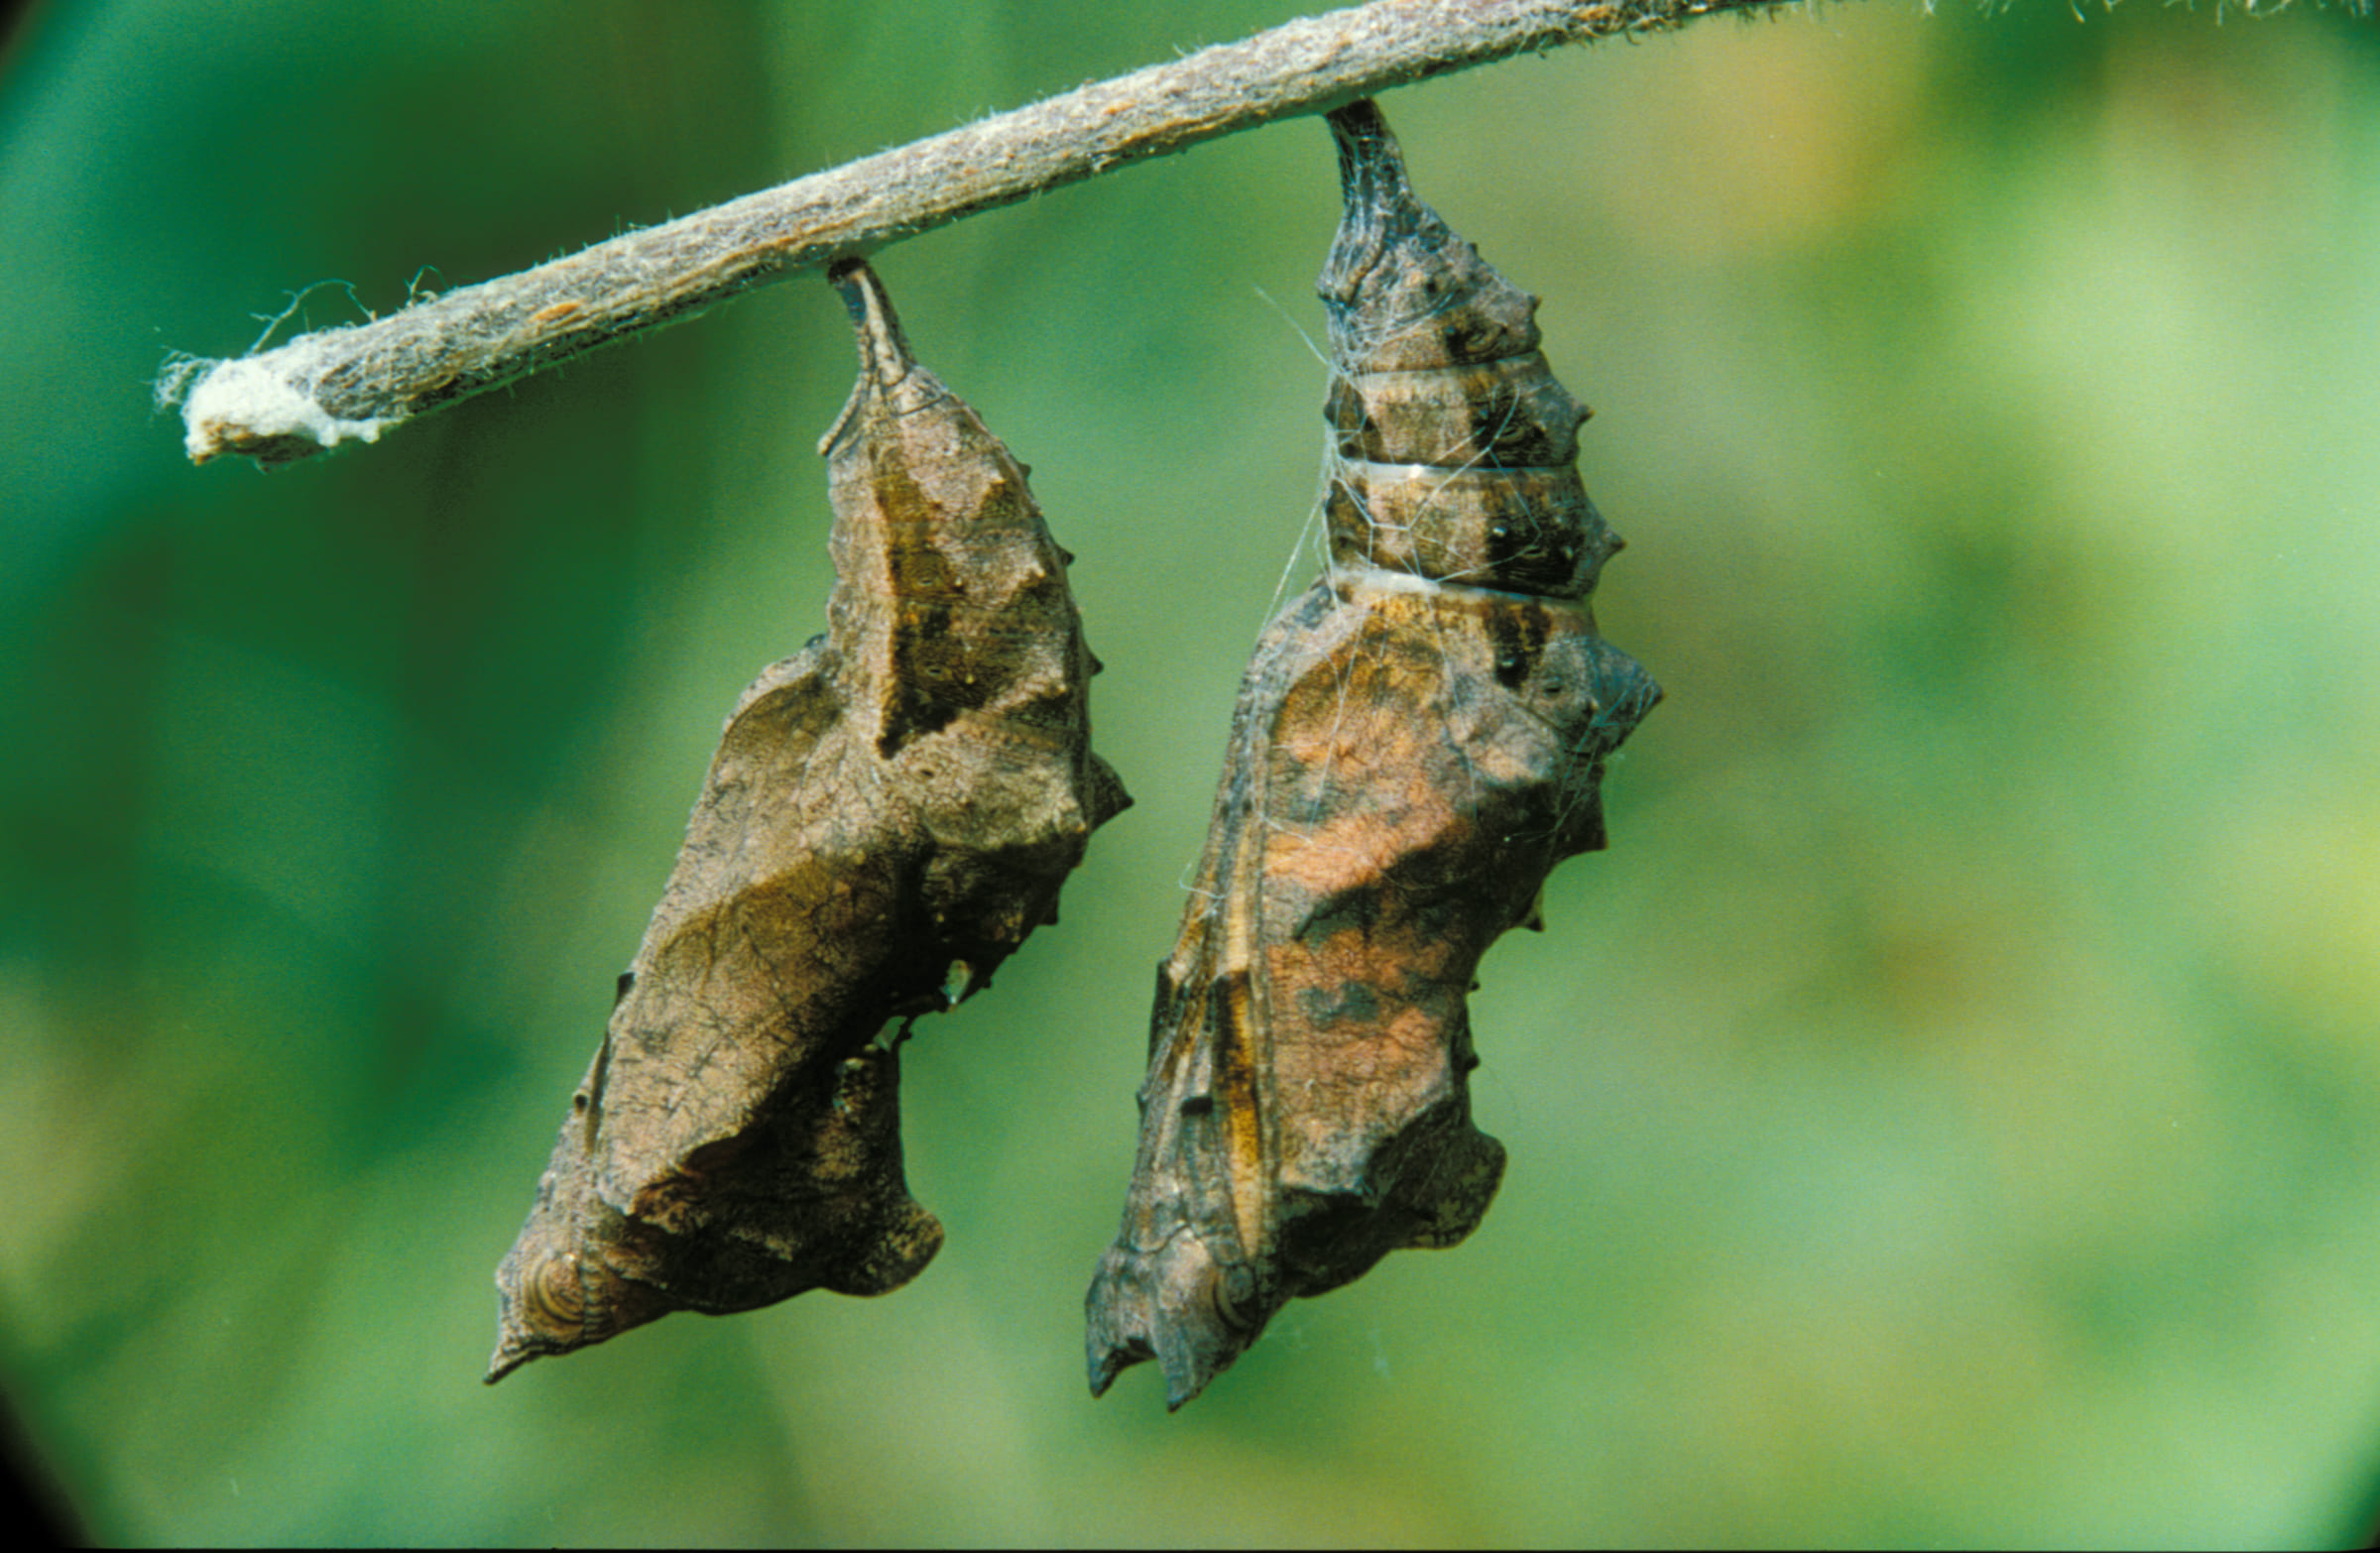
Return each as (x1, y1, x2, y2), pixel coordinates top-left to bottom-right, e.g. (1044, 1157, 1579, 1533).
(3, 1, 2379, 1544)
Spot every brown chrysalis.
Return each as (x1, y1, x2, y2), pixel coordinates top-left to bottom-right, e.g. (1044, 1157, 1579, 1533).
(1084, 99, 1659, 1408)
(488, 259, 1129, 1381)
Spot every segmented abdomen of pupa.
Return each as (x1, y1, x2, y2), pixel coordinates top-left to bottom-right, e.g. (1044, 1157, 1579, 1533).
(488, 260, 1127, 1382)
(1318, 97, 1616, 604)
(1083, 100, 1657, 1410)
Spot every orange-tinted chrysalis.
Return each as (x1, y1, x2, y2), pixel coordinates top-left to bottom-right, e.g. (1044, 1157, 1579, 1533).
(489, 260, 1128, 1381)
(1084, 99, 1658, 1408)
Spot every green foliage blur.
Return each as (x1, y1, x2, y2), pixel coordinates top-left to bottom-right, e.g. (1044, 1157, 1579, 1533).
(5, 0, 2379, 1543)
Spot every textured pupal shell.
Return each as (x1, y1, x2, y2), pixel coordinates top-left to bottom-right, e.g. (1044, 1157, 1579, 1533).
(1317, 98, 1611, 602)
(489, 260, 1128, 1382)
(1084, 100, 1657, 1409)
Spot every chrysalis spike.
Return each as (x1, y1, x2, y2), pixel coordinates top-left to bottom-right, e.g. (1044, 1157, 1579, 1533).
(1319, 98, 1416, 301)
(822, 258, 935, 454)
(831, 257, 916, 388)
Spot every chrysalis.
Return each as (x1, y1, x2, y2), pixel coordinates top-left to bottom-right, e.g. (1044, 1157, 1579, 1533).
(489, 259, 1129, 1381)
(1084, 99, 1659, 1408)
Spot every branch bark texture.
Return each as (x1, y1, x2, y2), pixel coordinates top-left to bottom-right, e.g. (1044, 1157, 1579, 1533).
(161, 0, 1800, 468)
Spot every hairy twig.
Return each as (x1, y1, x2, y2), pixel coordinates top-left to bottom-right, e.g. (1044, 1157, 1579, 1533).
(158, 0, 1802, 468)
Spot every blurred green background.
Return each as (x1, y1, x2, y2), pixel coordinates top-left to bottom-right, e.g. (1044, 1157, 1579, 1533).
(5, 0, 2379, 1544)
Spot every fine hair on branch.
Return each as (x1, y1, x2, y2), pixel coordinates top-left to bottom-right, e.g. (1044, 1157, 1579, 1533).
(155, 0, 1793, 469)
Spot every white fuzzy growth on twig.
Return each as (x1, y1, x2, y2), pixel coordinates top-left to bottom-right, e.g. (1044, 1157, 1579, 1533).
(160, 339, 392, 466)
